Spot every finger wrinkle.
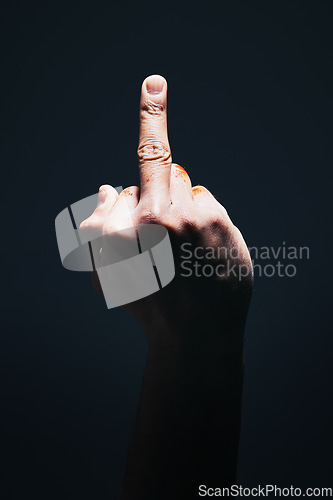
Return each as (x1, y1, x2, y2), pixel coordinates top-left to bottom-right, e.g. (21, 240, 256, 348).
(141, 99, 164, 115)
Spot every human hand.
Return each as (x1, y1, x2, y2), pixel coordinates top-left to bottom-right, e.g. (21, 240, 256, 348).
(78, 75, 254, 496)
(79, 74, 253, 341)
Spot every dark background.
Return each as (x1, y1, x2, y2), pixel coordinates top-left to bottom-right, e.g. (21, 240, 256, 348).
(1, 1, 332, 498)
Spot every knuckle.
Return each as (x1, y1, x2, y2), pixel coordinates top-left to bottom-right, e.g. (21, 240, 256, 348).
(167, 217, 196, 236)
(209, 217, 229, 233)
(102, 219, 116, 236)
(141, 99, 164, 116)
(137, 141, 171, 166)
(120, 186, 139, 197)
(219, 204, 229, 219)
(79, 217, 103, 242)
(136, 205, 166, 225)
(210, 212, 232, 230)
(137, 140, 171, 166)
(192, 185, 208, 195)
(79, 218, 93, 232)
(196, 212, 229, 233)
(79, 215, 101, 230)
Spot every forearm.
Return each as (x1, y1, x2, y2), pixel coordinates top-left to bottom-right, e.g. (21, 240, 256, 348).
(119, 322, 244, 499)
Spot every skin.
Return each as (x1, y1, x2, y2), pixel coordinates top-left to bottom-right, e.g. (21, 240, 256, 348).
(79, 75, 253, 499)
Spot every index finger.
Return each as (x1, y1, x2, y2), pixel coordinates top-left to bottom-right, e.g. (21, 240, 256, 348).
(137, 75, 172, 203)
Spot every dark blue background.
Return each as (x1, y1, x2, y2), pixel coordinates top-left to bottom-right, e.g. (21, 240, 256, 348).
(1, 1, 332, 498)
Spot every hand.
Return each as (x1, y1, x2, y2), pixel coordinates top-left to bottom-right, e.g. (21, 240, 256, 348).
(79, 75, 253, 497)
(79, 74, 253, 340)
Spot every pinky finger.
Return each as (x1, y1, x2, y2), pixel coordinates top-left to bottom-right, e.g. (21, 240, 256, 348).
(192, 185, 231, 220)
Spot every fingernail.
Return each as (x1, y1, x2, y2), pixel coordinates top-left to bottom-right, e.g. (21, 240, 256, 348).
(97, 188, 107, 206)
(146, 75, 165, 94)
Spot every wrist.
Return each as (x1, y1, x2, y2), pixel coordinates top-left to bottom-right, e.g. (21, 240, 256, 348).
(145, 308, 247, 353)
(144, 323, 245, 392)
